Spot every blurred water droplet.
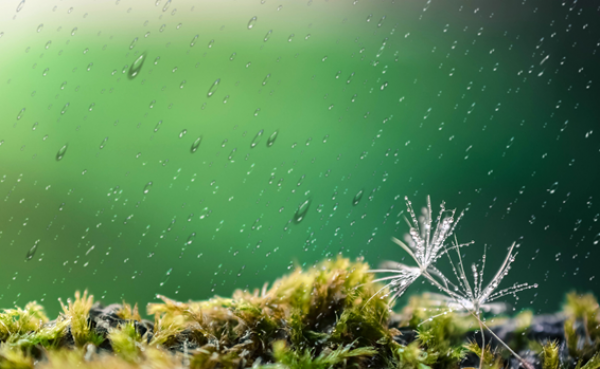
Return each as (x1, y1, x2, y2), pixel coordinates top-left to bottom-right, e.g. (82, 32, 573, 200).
(207, 78, 220, 97)
(288, 34, 295, 42)
(160, 268, 172, 286)
(60, 103, 69, 115)
(56, 144, 68, 161)
(26, 241, 40, 261)
(45, 40, 52, 49)
(294, 199, 311, 224)
(353, 189, 364, 206)
(99, 137, 108, 149)
(247, 16, 257, 29)
(262, 73, 271, 86)
(16, 0, 25, 12)
(347, 72, 355, 84)
(264, 30, 272, 42)
(190, 34, 198, 47)
(143, 181, 153, 194)
(266, 130, 279, 147)
(228, 148, 237, 162)
(129, 37, 138, 49)
(87, 62, 93, 71)
(186, 232, 196, 245)
(37, 24, 43, 33)
(162, 0, 171, 12)
(229, 52, 237, 61)
(179, 129, 187, 138)
(199, 207, 211, 220)
(128, 52, 146, 79)
(42, 68, 49, 76)
(547, 182, 558, 194)
(71, 27, 78, 36)
(191, 136, 202, 153)
(16, 108, 25, 120)
(208, 39, 214, 48)
(154, 120, 162, 132)
(251, 129, 264, 148)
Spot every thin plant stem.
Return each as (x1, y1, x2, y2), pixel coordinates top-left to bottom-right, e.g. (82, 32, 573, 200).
(478, 314, 485, 369)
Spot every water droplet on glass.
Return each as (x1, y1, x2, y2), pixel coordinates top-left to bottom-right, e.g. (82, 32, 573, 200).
(16, 0, 25, 12)
(128, 52, 146, 79)
(129, 37, 138, 49)
(71, 27, 78, 36)
(247, 16, 257, 29)
(143, 181, 153, 194)
(191, 136, 202, 153)
(353, 189, 364, 206)
(154, 120, 162, 132)
(45, 40, 52, 49)
(179, 129, 187, 138)
(250, 129, 264, 148)
(16, 108, 25, 120)
(99, 137, 108, 149)
(60, 103, 69, 115)
(294, 199, 311, 224)
(26, 241, 40, 261)
(199, 207, 211, 220)
(207, 78, 220, 97)
(266, 130, 279, 147)
(264, 29, 272, 42)
(56, 144, 68, 161)
(262, 73, 271, 86)
(228, 148, 237, 162)
(208, 39, 214, 48)
(37, 24, 43, 33)
(190, 34, 198, 47)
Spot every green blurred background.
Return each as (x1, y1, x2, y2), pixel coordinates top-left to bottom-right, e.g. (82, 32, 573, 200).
(0, 0, 598, 317)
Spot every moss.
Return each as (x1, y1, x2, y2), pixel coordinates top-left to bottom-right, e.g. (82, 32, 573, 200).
(0, 258, 597, 369)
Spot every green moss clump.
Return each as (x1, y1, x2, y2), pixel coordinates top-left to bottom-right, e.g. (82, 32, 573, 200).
(0, 258, 597, 369)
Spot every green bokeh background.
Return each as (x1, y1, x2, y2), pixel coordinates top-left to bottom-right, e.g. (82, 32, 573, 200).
(0, 0, 598, 317)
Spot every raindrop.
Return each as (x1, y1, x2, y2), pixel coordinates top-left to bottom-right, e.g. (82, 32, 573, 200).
(16, 108, 25, 120)
(60, 103, 69, 115)
(190, 34, 198, 47)
(208, 39, 214, 48)
(160, 268, 172, 286)
(288, 34, 295, 42)
(293, 199, 311, 224)
(154, 120, 162, 132)
(71, 27, 78, 36)
(179, 129, 187, 138)
(143, 181, 153, 194)
(191, 136, 202, 153)
(266, 130, 279, 147)
(128, 52, 146, 79)
(37, 24, 43, 33)
(547, 182, 558, 195)
(228, 148, 237, 162)
(247, 16, 257, 29)
(42, 68, 49, 76)
(56, 144, 68, 161)
(207, 78, 220, 97)
(199, 207, 211, 220)
(162, 0, 171, 12)
(347, 72, 355, 84)
(99, 137, 108, 149)
(185, 233, 196, 245)
(26, 241, 40, 261)
(264, 29, 272, 42)
(353, 189, 364, 206)
(262, 73, 271, 86)
(45, 40, 52, 49)
(250, 129, 264, 148)
(129, 37, 138, 49)
(16, 0, 25, 12)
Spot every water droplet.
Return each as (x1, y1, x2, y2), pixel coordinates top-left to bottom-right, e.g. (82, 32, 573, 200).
(16, 108, 25, 120)
(143, 181, 153, 194)
(129, 37, 138, 50)
(71, 27, 78, 36)
(26, 241, 40, 261)
(56, 144, 68, 161)
(262, 73, 271, 86)
(16, 0, 25, 12)
(288, 33, 295, 42)
(37, 24, 43, 33)
(99, 137, 108, 149)
(179, 129, 187, 138)
(191, 136, 202, 153)
(154, 120, 162, 132)
(199, 207, 211, 220)
(208, 39, 215, 48)
(162, 0, 171, 12)
(347, 72, 355, 84)
(190, 34, 198, 47)
(45, 40, 52, 49)
(42, 68, 49, 76)
(160, 268, 172, 286)
(60, 103, 69, 115)
(250, 129, 264, 148)
(60, 81, 67, 89)
(247, 16, 257, 29)
(207, 78, 220, 97)
(228, 148, 237, 162)
(128, 52, 146, 79)
(264, 29, 272, 42)
(294, 199, 311, 224)
(266, 130, 279, 147)
(86, 62, 93, 71)
(229, 52, 237, 61)
(353, 189, 364, 206)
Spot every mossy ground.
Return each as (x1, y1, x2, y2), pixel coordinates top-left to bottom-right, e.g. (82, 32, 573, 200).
(0, 258, 598, 369)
